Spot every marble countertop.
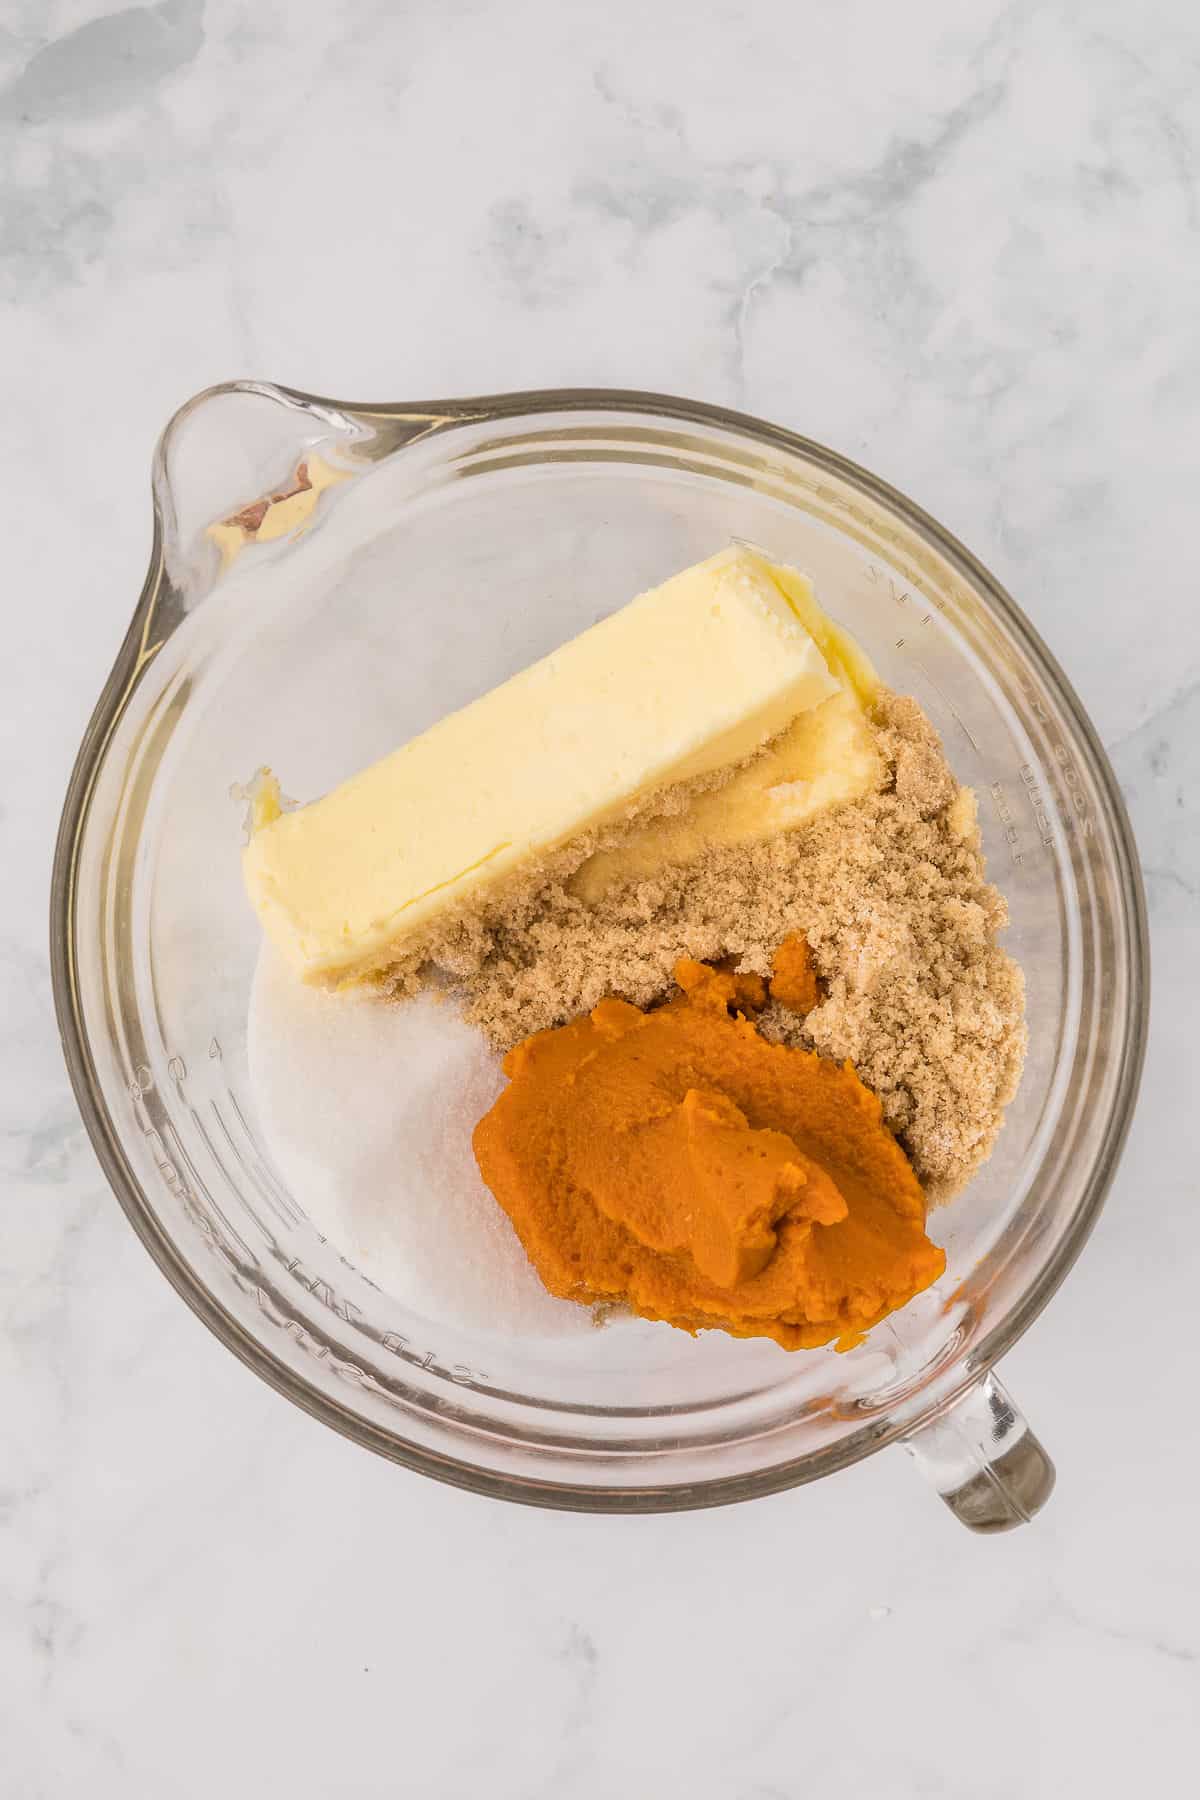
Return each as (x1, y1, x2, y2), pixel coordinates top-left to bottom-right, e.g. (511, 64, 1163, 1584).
(4, 2, 1197, 1793)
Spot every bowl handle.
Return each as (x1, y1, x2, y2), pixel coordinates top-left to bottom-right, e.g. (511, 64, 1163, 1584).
(902, 1371, 1056, 1532)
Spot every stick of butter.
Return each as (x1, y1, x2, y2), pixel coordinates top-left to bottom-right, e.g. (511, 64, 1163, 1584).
(243, 546, 850, 983)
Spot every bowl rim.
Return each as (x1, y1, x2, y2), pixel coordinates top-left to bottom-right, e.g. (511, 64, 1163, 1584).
(50, 382, 1150, 1511)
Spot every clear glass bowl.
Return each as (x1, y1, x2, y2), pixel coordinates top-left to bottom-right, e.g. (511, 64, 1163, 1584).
(51, 384, 1148, 1530)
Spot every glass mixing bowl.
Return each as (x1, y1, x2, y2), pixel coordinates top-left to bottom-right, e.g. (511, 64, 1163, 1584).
(52, 384, 1148, 1531)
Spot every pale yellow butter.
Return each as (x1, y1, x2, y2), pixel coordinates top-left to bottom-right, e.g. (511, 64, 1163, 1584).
(571, 684, 881, 901)
(243, 547, 846, 982)
(572, 552, 882, 899)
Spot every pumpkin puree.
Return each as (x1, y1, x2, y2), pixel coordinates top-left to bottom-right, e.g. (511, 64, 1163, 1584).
(472, 944, 946, 1349)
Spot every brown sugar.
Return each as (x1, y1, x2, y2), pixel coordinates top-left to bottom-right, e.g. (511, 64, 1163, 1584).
(398, 694, 1026, 1199)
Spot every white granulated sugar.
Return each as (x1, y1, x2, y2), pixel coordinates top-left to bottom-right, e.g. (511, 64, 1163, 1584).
(247, 947, 595, 1339)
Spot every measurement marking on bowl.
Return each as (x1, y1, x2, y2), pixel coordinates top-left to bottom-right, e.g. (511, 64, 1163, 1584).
(177, 1101, 264, 1260)
(127, 1069, 254, 1260)
(1018, 764, 1056, 851)
(868, 565, 982, 753)
(196, 1036, 299, 1223)
(223, 1090, 303, 1223)
(143, 1107, 253, 1266)
(136, 1120, 192, 1205)
(989, 783, 1029, 867)
(182, 1036, 300, 1230)
(179, 1179, 254, 1279)
(208, 1097, 296, 1233)
(1019, 682, 1094, 838)
(175, 1193, 387, 1396)
(195, 1069, 490, 1382)
(282, 1255, 361, 1324)
(252, 1284, 380, 1392)
(381, 1330, 489, 1388)
(867, 564, 946, 613)
(167, 1056, 289, 1235)
(257, 1278, 490, 1395)
(909, 652, 982, 755)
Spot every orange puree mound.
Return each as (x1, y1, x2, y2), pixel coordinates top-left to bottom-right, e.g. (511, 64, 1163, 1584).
(769, 931, 821, 1014)
(674, 958, 767, 1016)
(472, 961, 946, 1351)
